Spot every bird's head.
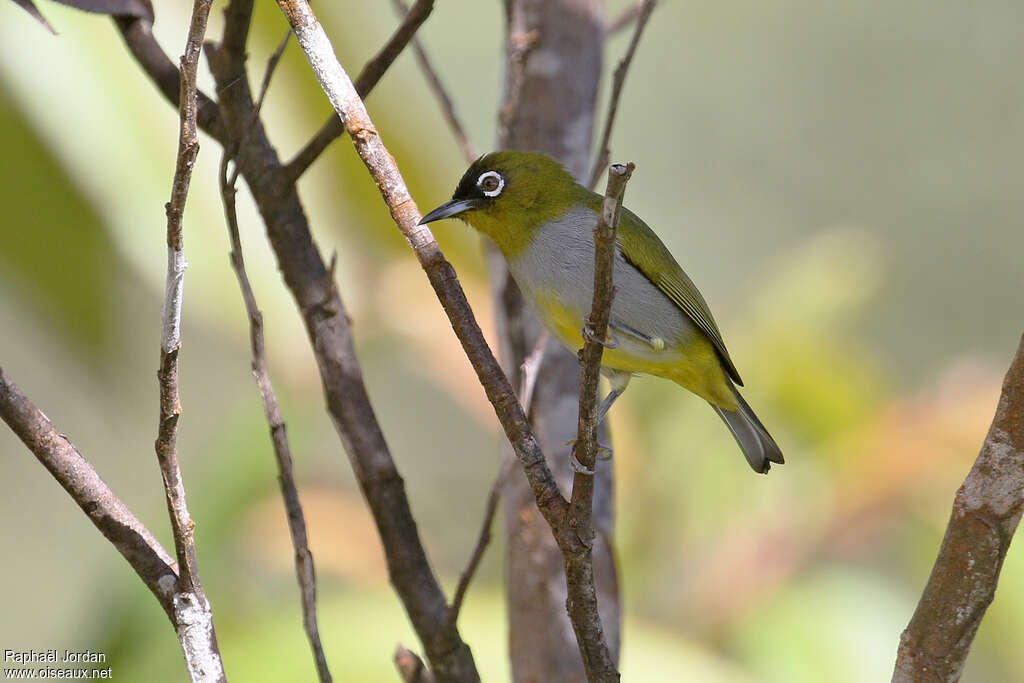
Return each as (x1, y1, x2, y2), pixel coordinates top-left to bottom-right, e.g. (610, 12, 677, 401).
(420, 151, 583, 256)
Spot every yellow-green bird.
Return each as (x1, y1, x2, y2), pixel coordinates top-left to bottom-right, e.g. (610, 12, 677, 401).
(421, 151, 783, 474)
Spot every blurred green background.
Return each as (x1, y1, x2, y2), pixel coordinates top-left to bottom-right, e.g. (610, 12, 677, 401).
(2, 0, 1023, 680)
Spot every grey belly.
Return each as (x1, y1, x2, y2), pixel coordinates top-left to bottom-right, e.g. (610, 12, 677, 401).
(508, 207, 698, 359)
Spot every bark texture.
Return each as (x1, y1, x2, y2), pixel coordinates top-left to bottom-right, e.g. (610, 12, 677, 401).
(496, 2, 621, 680)
(893, 334, 1024, 682)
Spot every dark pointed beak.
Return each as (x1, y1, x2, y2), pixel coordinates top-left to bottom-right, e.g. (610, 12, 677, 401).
(419, 198, 481, 225)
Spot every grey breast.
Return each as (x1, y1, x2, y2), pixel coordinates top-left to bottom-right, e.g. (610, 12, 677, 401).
(508, 205, 698, 356)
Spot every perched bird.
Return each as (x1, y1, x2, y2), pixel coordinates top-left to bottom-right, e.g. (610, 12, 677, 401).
(420, 151, 783, 473)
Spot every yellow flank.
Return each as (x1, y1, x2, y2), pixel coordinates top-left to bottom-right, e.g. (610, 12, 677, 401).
(531, 290, 738, 411)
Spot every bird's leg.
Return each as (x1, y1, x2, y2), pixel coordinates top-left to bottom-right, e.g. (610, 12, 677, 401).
(568, 372, 631, 474)
(595, 387, 624, 425)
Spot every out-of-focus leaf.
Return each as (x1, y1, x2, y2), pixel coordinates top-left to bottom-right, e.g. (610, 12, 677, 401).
(0, 83, 117, 353)
(11, 0, 56, 33)
(51, 0, 152, 21)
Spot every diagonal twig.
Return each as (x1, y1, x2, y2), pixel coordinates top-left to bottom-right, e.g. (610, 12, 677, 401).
(893, 333, 1024, 682)
(448, 330, 548, 627)
(227, 30, 292, 188)
(284, 0, 435, 182)
(391, 0, 475, 164)
(605, 0, 659, 36)
(219, 153, 333, 683)
(447, 454, 516, 627)
(588, 0, 655, 189)
(0, 367, 180, 621)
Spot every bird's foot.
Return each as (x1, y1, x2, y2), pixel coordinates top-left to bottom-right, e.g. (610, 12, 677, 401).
(580, 319, 619, 349)
(565, 439, 613, 476)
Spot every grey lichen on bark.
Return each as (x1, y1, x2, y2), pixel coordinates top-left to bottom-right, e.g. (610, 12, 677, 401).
(496, 1, 620, 680)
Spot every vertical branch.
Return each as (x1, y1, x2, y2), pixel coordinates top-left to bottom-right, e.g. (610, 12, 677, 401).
(893, 334, 1024, 683)
(561, 163, 634, 682)
(157, 0, 225, 680)
(496, 3, 620, 680)
(219, 154, 333, 683)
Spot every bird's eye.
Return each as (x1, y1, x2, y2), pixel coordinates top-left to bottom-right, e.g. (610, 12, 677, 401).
(477, 171, 504, 197)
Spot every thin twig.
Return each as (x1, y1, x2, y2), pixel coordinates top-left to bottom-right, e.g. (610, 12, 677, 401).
(158, 0, 208, 598)
(0, 367, 180, 621)
(219, 153, 333, 683)
(605, 0, 659, 36)
(448, 455, 516, 626)
(228, 29, 291, 188)
(256, 31, 292, 117)
(284, 0, 435, 182)
(588, 0, 655, 189)
(447, 331, 548, 627)
(564, 162, 634, 682)
(391, 0, 475, 164)
(893, 333, 1024, 682)
(156, 0, 225, 680)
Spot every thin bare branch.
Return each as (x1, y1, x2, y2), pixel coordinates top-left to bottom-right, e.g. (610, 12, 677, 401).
(284, 0, 435, 182)
(156, 1, 225, 679)
(391, 0, 476, 164)
(588, 0, 655, 189)
(0, 366, 179, 621)
(448, 455, 516, 626)
(158, 0, 209, 597)
(893, 333, 1024, 683)
(605, 0, 659, 36)
(255, 31, 292, 115)
(228, 28, 291, 188)
(447, 331, 548, 628)
(219, 153, 333, 683)
(563, 162, 634, 682)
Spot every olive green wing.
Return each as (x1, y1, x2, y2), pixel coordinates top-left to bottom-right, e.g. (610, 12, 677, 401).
(615, 206, 743, 386)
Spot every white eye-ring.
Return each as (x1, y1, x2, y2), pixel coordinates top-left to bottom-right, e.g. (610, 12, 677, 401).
(477, 171, 505, 197)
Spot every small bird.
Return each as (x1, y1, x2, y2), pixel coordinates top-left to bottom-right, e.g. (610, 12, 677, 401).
(420, 151, 783, 473)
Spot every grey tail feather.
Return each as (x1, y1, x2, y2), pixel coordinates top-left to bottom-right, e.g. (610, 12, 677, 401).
(711, 388, 784, 474)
